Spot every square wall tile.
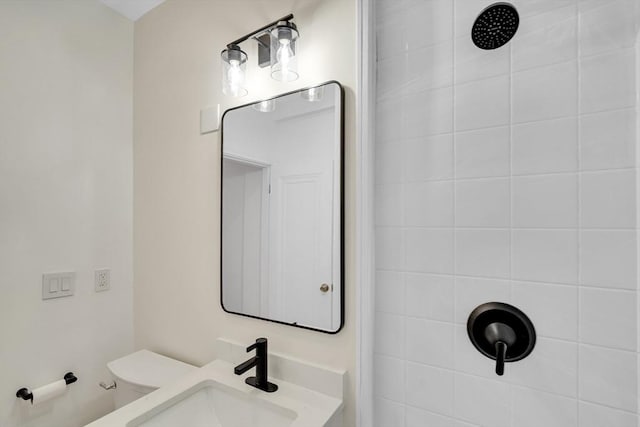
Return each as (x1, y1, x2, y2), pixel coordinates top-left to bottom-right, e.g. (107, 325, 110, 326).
(376, 96, 404, 144)
(454, 374, 510, 427)
(405, 134, 454, 182)
(375, 227, 404, 270)
(455, 75, 510, 131)
(374, 398, 405, 427)
(455, 127, 510, 179)
(406, 318, 454, 369)
(579, 288, 637, 351)
(403, 0, 454, 50)
(512, 5, 577, 72)
(406, 41, 454, 93)
(580, 49, 636, 114)
(375, 183, 404, 227)
(406, 362, 454, 416)
(513, 230, 578, 283)
(456, 178, 510, 227)
(403, 86, 454, 138)
(405, 273, 454, 321)
(455, 33, 510, 84)
(509, 337, 578, 398)
(580, 109, 636, 171)
(376, 141, 405, 184)
(512, 387, 578, 427)
(405, 181, 454, 227)
(455, 277, 511, 324)
(375, 270, 405, 314)
(512, 282, 578, 340)
(580, 230, 637, 290)
(579, 401, 638, 427)
(374, 355, 406, 402)
(374, 312, 405, 358)
(513, 61, 577, 123)
(581, 170, 636, 229)
(579, 344, 637, 412)
(512, 174, 578, 228)
(579, 0, 639, 57)
(512, 117, 578, 175)
(455, 230, 510, 278)
(377, 54, 409, 99)
(405, 229, 454, 274)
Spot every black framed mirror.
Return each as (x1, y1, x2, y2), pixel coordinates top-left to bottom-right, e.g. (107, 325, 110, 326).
(220, 81, 344, 333)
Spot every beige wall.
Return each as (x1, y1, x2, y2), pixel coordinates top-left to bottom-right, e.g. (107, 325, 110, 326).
(133, 0, 357, 425)
(0, 1, 133, 426)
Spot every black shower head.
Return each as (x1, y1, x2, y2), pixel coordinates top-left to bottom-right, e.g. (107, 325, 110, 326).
(472, 2, 519, 50)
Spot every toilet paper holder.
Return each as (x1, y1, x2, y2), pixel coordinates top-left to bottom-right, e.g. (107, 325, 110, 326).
(16, 372, 78, 403)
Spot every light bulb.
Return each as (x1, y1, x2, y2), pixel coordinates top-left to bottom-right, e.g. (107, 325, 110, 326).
(270, 23, 299, 82)
(227, 59, 244, 96)
(276, 40, 294, 80)
(221, 45, 247, 97)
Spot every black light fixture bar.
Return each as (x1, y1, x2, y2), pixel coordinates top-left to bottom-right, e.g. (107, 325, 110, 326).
(227, 14, 294, 48)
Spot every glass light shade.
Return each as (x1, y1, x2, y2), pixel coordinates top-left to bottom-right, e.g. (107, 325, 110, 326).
(252, 99, 276, 113)
(301, 85, 324, 102)
(270, 22, 299, 82)
(221, 46, 248, 97)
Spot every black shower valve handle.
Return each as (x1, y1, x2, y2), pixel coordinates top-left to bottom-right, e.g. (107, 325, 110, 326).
(494, 341, 508, 376)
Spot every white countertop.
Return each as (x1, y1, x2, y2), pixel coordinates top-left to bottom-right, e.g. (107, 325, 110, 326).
(85, 359, 343, 427)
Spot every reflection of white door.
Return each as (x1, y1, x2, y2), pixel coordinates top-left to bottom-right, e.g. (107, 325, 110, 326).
(222, 157, 270, 317)
(272, 168, 334, 329)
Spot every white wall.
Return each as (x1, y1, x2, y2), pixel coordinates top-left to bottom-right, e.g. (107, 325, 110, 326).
(374, 0, 639, 426)
(0, 1, 133, 427)
(133, 0, 357, 425)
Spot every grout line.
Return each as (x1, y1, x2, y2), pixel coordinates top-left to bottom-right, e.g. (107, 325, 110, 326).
(377, 225, 639, 231)
(576, 0, 583, 408)
(375, 268, 638, 292)
(508, 19, 516, 427)
(451, 1, 458, 422)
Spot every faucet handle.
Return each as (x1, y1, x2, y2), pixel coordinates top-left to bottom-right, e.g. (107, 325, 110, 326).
(494, 341, 508, 376)
(246, 337, 267, 353)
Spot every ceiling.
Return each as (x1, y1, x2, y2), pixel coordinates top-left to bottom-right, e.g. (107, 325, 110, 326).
(99, 0, 167, 21)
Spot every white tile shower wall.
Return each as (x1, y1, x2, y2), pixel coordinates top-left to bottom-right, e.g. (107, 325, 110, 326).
(374, 0, 640, 425)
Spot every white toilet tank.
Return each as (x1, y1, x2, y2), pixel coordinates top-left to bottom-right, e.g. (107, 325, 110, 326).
(107, 350, 196, 409)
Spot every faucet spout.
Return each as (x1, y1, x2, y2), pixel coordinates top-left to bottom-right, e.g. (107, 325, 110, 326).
(233, 338, 278, 393)
(234, 356, 258, 375)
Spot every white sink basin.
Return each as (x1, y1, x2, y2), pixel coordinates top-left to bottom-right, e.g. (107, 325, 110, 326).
(85, 359, 342, 427)
(130, 380, 297, 427)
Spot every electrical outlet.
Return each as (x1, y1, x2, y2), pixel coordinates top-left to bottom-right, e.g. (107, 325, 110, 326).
(95, 269, 110, 292)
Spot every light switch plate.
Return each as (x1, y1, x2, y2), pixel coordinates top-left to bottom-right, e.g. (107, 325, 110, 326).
(42, 272, 75, 300)
(200, 104, 220, 134)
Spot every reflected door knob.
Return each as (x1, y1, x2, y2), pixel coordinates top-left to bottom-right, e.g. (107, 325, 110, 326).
(320, 283, 330, 293)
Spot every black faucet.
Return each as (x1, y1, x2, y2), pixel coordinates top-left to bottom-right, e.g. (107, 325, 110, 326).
(234, 337, 278, 392)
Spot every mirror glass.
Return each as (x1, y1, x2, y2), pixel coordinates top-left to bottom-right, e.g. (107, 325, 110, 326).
(221, 81, 344, 333)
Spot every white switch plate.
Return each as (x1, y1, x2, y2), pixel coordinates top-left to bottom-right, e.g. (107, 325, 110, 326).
(42, 272, 75, 300)
(95, 269, 110, 292)
(200, 104, 220, 134)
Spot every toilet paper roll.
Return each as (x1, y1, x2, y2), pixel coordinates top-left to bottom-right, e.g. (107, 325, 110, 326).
(31, 380, 66, 405)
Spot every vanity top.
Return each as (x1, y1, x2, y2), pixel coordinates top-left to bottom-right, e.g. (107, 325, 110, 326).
(86, 356, 343, 427)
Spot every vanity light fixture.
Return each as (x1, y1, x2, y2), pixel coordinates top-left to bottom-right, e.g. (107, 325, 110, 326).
(221, 14, 299, 97)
